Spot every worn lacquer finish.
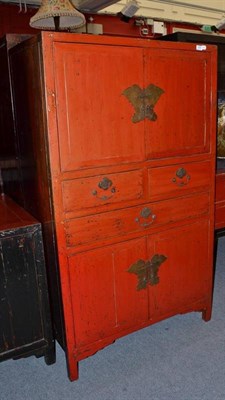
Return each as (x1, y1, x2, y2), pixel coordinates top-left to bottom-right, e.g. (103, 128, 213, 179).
(64, 192, 209, 248)
(62, 168, 146, 215)
(0, 195, 55, 364)
(7, 32, 217, 380)
(69, 237, 149, 348)
(53, 43, 145, 172)
(149, 220, 212, 319)
(144, 48, 212, 159)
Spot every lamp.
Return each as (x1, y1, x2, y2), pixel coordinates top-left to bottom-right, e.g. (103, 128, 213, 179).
(30, 0, 86, 31)
(117, 0, 139, 23)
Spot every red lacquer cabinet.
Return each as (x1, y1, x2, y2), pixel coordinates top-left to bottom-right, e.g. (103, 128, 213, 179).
(6, 33, 217, 380)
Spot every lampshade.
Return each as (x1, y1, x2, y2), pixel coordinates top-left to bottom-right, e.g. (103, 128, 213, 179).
(30, 0, 86, 31)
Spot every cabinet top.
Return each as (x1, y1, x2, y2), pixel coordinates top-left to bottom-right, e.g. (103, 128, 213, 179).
(17, 31, 218, 55)
(0, 194, 39, 232)
(159, 31, 225, 45)
(0, 33, 33, 50)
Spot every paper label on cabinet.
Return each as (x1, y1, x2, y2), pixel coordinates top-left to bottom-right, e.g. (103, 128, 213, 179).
(196, 45, 207, 51)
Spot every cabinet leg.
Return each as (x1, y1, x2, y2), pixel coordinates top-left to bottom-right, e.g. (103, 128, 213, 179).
(202, 306, 212, 322)
(67, 356, 79, 381)
(44, 341, 56, 365)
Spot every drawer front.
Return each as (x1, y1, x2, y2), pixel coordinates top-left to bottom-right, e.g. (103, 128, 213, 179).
(62, 169, 146, 215)
(64, 192, 209, 247)
(148, 160, 212, 200)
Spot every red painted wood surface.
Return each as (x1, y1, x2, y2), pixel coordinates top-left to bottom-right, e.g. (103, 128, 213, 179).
(64, 192, 209, 248)
(149, 219, 212, 318)
(0, 194, 37, 230)
(54, 43, 145, 171)
(215, 172, 225, 230)
(44, 34, 216, 380)
(144, 49, 212, 159)
(69, 218, 211, 350)
(69, 237, 149, 348)
(8, 32, 217, 380)
(62, 169, 146, 215)
(148, 160, 212, 200)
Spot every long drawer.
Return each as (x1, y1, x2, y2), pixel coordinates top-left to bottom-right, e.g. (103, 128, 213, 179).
(64, 192, 209, 247)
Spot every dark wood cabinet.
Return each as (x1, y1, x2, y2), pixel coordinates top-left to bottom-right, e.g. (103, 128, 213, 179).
(0, 194, 55, 364)
(2, 32, 217, 380)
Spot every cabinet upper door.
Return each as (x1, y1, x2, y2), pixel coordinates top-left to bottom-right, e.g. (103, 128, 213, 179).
(144, 48, 213, 159)
(52, 42, 215, 172)
(53, 43, 145, 172)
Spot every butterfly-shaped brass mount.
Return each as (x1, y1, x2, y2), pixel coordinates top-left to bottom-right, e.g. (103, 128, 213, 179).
(122, 83, 164, 123)
(128, 254, 167, 291)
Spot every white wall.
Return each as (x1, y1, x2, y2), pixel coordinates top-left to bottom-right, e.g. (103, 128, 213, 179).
(101, 0, 225, 26)
(2, 0, 225, 27)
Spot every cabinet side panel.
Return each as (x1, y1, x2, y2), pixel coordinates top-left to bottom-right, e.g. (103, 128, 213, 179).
(0, 228, 43, 354)
(8, 39, 65, 348)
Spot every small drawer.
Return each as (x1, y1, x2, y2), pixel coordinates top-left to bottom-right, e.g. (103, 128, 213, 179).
(148, 160, 212, 200)
(64, 192, 209, 247)
(62, 169, 145, 215)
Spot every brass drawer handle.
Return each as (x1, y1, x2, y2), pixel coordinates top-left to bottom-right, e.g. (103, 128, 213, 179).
(172, 167, 191, 186)
(128, 254, 167, 290)
(98, 177, 112, 190)
(92, 177, 116, 201)
(135, 207, 156, 227)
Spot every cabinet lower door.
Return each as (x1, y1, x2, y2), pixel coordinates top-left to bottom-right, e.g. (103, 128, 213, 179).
(68, 218, 212, 349)
(68, 237, 149, 348)
(148, 219, 212, 320)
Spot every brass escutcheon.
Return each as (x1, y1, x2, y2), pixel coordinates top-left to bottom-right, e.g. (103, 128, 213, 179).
(92, 177, 116, 200)
(128, 254, 167, 290)
(172, 167, 191, 186)
(98, 177, 113, 190)
(176, 167, 187, 179)
(135, 207, 156, 227)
